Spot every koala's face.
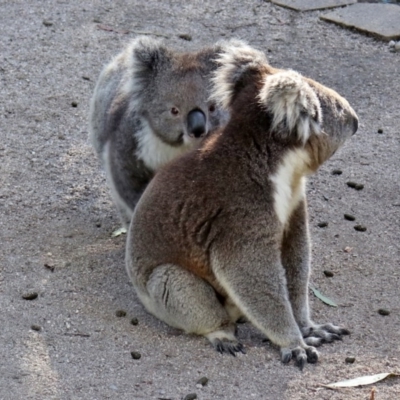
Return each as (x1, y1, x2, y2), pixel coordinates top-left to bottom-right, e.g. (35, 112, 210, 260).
(141, 68, 228, 148)
(304, 79, 358, 169)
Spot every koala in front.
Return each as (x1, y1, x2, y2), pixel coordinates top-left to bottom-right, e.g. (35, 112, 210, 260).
(89, 37, 229, 227)
(126, 41, 358, 369)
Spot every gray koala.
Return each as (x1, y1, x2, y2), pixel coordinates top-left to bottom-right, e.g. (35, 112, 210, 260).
(89, 36, 229, 227)
(125, 41, 358, 369)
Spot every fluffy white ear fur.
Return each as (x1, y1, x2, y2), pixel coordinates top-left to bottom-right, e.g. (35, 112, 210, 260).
(210, 40, 267, 110)
(258, 70, 322, 143)
(117, 37, 165, 108)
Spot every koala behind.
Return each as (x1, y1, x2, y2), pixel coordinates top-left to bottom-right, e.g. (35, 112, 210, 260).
(126, 41, 358, 369)
(89, 37, 228, 227)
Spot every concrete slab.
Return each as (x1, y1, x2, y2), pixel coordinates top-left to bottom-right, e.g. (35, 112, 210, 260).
(321, 3, 400, 41)
(271, 0, 356, 12)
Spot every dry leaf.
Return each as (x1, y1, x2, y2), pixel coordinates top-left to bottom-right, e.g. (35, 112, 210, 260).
(322, 372, 400, 389)
(111, 227, 127, 237)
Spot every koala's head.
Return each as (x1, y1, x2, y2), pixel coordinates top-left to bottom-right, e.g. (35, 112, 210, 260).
(123, 37, 229, 147)
(211, 40, 358, 170)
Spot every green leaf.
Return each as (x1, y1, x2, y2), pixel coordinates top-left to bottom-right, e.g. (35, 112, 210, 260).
(322, 372, 400, 389)
(111, 227, 127, 237)
(310, 286, 337, 307)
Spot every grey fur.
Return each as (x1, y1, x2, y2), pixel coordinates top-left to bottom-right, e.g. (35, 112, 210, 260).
(126, 41, 358, 369)
(89, 36, 229, 227)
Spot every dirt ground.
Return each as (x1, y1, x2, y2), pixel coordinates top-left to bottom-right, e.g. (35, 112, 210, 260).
(1, 1, 399, 399)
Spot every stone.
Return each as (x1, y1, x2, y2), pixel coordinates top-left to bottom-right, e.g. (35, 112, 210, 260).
(321, 4, 400, 41)
(130, 351, 141, 360)
(22, 292, 38, 300)
(271, 0, 356, 12)
(115, 310, 127, 317)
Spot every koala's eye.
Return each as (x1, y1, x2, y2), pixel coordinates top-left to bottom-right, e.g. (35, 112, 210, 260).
(208, 104, 216, 113)
(170, 107, 180, 116)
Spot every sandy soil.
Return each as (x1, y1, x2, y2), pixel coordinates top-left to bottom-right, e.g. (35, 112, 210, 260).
(1, 1, 399, 399)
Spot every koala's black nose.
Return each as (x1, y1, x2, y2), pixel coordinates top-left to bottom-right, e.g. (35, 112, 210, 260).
(187, 109, 206, 138)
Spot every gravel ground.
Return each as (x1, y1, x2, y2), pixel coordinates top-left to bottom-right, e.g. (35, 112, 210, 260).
(1, 1, 399, 399)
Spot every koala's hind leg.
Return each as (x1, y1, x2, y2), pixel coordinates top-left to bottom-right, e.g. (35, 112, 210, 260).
(141, 264, 245, 356)
(211, 244, 319, 369)
(282, 200, 350, 347)
(103, 142, 146, 229)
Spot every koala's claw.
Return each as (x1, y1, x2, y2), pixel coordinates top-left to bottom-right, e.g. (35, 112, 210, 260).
(281, 346, 319, 369)
(302, 323, 349, 346)
(213, 338, 246, 356)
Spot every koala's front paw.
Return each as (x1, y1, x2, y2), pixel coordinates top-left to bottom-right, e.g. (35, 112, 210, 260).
(302, 323, 350, 347)
(281, 345, 319, 370)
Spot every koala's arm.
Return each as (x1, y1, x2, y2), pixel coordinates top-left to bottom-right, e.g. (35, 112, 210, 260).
(282, 199, 350, 344)
(281, 198, 312, 329)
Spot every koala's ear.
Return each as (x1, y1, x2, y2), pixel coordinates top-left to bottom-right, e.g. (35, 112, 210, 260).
(210, 40, 267, 109)
(258, 70, 322, 143)
(129, 36, 170, 73)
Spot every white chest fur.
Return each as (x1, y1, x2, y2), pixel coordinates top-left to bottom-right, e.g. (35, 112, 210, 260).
(270, 148, 311, 226)
(135, 120, 193, 172)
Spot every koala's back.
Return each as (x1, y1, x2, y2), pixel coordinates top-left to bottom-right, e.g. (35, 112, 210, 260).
(127, 125, 280, 293)
(90, 50, 129, 154)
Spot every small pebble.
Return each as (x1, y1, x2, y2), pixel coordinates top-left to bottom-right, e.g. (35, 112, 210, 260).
(184, 394, 197, 400)
(395, 42, 400, 52)
(317, 222, 328, 228)
(378, 308, 390, 316)
(377, 128, 383, 134)
(331, 169, 342, 175)
(347, 182, 364, 190)
(95, 222, 102, 228)
(22, 292, 38, 300)
(115, 310, 127, 317)
(43, 20, 53, 27)
(71, 101, 78, 108)
(323, 270, 334, 278)
(130, 317, 139, 326)
(131, 351, 141, 360)
(44, 263, 55, 272)
(344, 214, 355, 221)
(178, 33, 192, 41)
(82, 76, 90, 81)
(389, 40, 395, 48)
(354, 225, 367, 232)
(31, 325, 41, 331)
(345, 356, 356, 364)
(93, 18, 101, 23)
(196, 377, 209, 386)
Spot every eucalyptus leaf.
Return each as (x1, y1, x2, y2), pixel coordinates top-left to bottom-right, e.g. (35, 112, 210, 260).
(310, 286, 337, 307)
(322, 372, 400, 389)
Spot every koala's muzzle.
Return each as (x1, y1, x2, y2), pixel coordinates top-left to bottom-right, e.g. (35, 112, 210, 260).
(187, 109, 206, 138)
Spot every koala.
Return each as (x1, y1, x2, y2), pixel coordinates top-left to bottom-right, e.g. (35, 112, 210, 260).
(89, 36, 229, 227)
(125, 40, 358, 369)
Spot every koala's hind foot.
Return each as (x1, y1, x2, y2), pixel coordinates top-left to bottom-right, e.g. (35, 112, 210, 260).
(141, 264, 244, 356)
(206, 330, 246, 356)
(281, 345, 319, 371)
(301, 323, 350, 347)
